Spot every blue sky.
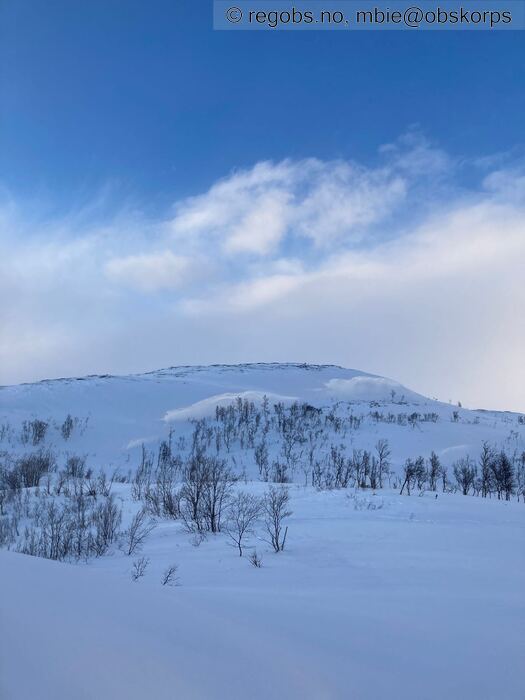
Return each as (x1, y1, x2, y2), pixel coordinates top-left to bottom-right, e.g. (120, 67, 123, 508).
(1, 0, 524, 410)
(2, 0, 524, 200)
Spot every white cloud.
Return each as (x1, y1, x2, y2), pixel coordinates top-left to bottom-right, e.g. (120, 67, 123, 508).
(223, 189, 290, 255)
(482, 168, 525, 202)
(0, 135, 524, 412)
(293, 163, 407, 247)
(174, 190, 525, 411)
(379, 129, 452, 176)
(174, 190, 523, 315)
(105, 251, 196, 292)
(181, 273, 303, 315)
(170, 156, 408, 254)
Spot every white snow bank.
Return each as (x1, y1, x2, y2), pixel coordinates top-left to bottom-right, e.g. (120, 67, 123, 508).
(125, 435, 159, 449)
(324, 376, 421, 401)
(163, 390, 297, 422)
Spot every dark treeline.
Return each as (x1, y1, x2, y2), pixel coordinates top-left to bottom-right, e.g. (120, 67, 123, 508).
(399, 443, 524, 500)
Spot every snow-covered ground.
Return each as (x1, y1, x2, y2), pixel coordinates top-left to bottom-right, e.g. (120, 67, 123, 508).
(1, 364, 524, 699)
(1, 485, 524, 700)
(0, 363, 523, 473)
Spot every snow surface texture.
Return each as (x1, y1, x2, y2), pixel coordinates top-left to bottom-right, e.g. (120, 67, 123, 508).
(1, 364, 524, 699)
(1, 487, 524, 700)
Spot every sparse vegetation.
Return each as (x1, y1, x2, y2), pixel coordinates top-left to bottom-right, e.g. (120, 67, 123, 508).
(0, 387, 523, 574)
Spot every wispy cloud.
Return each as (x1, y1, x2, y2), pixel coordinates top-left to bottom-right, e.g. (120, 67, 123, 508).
(170, 156, 408, 254)
(105, 251, 202, 292)
(0, 133, 523, 411)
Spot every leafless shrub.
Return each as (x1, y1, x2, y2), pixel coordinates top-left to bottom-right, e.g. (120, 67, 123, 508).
(144, 482, 181, 519)
(132, 445, 154, 501)
(16, 450, 56, 488)
(453, 456, 477, 496)
(65, 454, 87, 479)
(20, 419, 49, 446)
(400, 456, 425, 496)
(255, 440, 270, 481)
(263, 486, 292, 553)
(124, 508, 156, 556)
(161, 564, 179, 586)
(225, 491, 262, 556)
(131, 556, 149, 581)
(0, 515, 18, 547)
(180, 453, 235, 533)
(91, 494, 122, 556)
(248, 550, 263, 568)
(61, 414, 75, 441)
(375, 439, 391, 488)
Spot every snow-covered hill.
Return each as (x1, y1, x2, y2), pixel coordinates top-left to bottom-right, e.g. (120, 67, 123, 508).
(1, 364, 524, 700)
(1, 363, 523, 475)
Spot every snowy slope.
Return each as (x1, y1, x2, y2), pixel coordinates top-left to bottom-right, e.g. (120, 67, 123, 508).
(1, 364, 524, 700)
(0, 363, 523, 474)
(1, 487, 524, 700)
